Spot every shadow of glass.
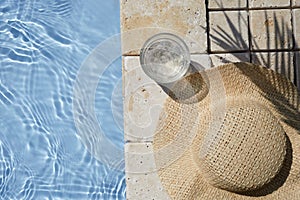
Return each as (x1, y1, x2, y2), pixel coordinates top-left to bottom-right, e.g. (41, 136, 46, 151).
(160, 61, 210, 104)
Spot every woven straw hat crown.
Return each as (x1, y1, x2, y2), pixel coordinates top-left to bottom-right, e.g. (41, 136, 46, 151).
(197, 98, 286, 193)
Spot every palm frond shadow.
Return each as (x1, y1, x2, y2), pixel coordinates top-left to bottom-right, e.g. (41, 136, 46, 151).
(251, 13, 293, 80)
(210, 11, 248, 56)
(210, 9, 296, 83)
(208, 0, 248, 62)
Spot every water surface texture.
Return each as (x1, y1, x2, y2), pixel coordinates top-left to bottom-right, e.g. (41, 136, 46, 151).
(0, 0, 125, 199)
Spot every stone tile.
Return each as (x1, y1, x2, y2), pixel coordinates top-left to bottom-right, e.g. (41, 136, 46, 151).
(251, 52, 294, 82)
(250, 9, 293, 50)
(295, 52, 300, 89)
(125, 142, 157, 173)
(249, 0, 290, 8)
(190, 54, 212, 70)
(123, 55, 211, 142)
(294, 9, 300, 49)
(121, 0, 207, 55)
(123, 56, 167, 143)
(210, 53, 250, 67)
(209, 11, 249, 52)
(209, 0, 247, 9)
(293, 0, 300, 7)
(125, 142, 171, 200)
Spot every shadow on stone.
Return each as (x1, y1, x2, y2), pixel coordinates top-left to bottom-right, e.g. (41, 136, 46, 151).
(159, 61, 210, 104)
(208, 2, 299, 89)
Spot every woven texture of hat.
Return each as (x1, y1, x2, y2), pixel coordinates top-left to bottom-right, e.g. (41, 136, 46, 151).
(153, 62, 300, 200)
(198, 100, 286, 192)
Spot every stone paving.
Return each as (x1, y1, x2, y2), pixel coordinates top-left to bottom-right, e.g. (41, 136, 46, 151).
(121, 0, 300, 199)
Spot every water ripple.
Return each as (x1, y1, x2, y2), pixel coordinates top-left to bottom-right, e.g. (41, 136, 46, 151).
(0, 0, 124, 199)
(0, 140, 14, 198)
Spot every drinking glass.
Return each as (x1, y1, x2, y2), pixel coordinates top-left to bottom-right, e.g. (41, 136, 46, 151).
(140, 33, 190, 84)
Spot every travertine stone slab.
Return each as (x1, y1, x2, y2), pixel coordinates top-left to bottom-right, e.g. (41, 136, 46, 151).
(121, 0, 207, 55)
(125, 142, 171, 200)
(294, 9, 300, 49)
(209, 11, 249, 52)
(123, 55, 211, 143)
(250, 9, 293, 50)
(251, 52, 294, 81)
(123, 56, 168, 143)
(209, 0, 247, 9)
(293, 0, 300, 7)
(295, 52, 300, 89)
(210, 53, 250, 67)
(249, 0, 290, 8)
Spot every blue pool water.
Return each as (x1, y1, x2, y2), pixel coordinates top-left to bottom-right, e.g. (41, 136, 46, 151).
(0, 0, 125, 199)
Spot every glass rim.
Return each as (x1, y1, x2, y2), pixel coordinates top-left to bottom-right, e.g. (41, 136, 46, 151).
(139, 32, 190, 84)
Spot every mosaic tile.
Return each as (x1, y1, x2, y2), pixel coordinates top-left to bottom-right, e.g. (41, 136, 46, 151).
(249, 0, 290, 8)
(209, 0, 247, 9)
(209, 11, 249, 52)
(252, 52, 294, 81)
(250, 9, 293, 50)
(294, 9, 300, 49)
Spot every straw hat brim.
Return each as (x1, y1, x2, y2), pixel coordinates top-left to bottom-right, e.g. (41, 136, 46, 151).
(153, 62, 300, 200)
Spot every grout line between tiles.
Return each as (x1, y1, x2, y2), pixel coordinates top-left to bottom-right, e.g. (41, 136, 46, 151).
(205, 0, 211, 54)
(246, 0, 252, 62)
(210, 49, 299, 54)
(209, 6, 298, 12)
(291, 0, 297, 84)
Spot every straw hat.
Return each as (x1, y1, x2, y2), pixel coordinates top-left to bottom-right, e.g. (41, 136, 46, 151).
(153, 62, 300, 199)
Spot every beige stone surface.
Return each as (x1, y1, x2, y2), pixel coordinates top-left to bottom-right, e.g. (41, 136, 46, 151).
(249, 0, 290, 8)
(209, 0, 247, 9)
(210, 53, 250, 67)
(209, 11, 249, 52)
(250, 9, 293, 50)
(295, 52, 300, 89)
(123, 56, 167, 142)
(293, 0, 300, 7)
(123, 55, 211, 142)
(125, 142, 157, 173)
(190, 54, 212, 70)
(121, 0, 207, 55)
(125, 142, 171, 200)
(251, 52, 294, 81)
(294, 9, 300, 49)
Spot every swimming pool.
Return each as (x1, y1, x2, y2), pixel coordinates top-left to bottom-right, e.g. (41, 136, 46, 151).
(0, 0, 125, 199)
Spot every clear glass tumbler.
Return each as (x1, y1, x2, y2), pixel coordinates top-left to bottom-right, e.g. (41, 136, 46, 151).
(140, 33, 190, 84)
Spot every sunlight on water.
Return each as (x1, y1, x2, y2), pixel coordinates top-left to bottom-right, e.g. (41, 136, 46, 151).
(0, 0, 125, 199)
